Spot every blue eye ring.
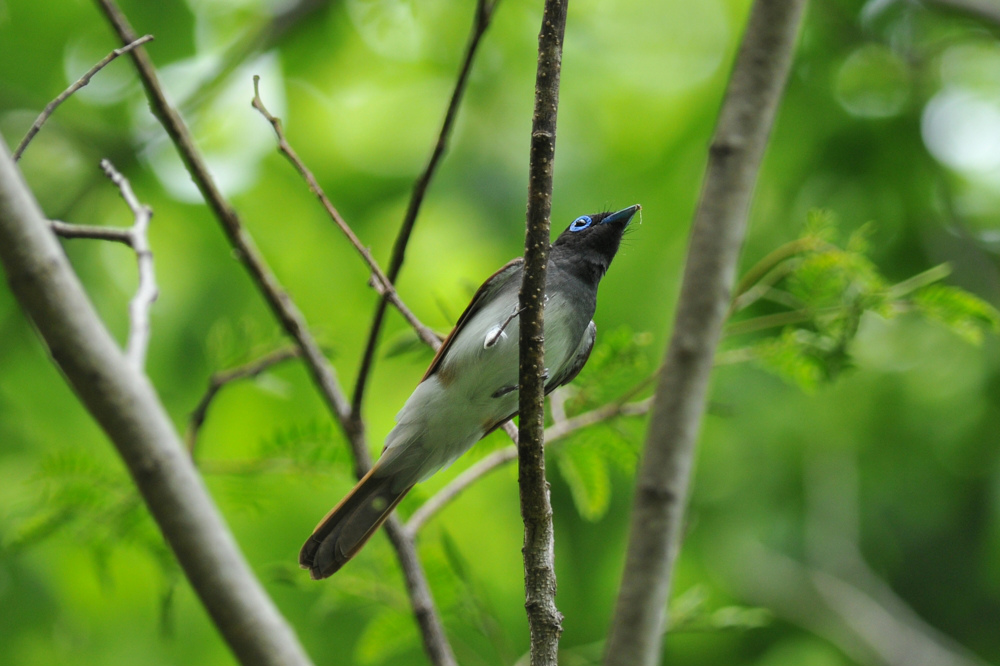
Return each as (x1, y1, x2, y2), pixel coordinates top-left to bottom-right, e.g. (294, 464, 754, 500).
(569, 215, 592, 232)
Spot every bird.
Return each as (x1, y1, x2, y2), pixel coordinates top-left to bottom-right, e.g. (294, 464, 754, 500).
(300, 204, 640, 579)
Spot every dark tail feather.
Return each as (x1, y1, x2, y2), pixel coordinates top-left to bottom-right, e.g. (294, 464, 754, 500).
(299, 465, 413, 579)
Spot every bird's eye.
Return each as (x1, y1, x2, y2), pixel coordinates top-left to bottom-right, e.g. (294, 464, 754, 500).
(569, 215, 592, 232)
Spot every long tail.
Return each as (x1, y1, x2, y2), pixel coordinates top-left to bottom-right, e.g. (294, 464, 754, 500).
(299, 462, 414, 579)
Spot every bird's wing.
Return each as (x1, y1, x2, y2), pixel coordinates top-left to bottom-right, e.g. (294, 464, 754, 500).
(545, 320, 596, 391)
(481, 321, 597, 436)
(422, 257, 524, 381)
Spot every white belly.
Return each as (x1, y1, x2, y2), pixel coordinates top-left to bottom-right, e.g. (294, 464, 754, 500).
(379, 292, 585, 485)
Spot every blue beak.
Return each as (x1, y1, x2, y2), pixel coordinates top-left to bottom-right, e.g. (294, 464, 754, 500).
(602, 204, 641, 228)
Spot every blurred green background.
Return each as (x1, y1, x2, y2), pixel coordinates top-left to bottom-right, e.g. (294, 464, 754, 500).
(2, 0, 1000, 664)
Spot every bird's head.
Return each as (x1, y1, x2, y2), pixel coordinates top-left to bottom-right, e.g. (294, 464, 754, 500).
(551, 204, 640, 284)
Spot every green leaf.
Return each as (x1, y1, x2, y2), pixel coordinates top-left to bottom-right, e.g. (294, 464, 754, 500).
(354, 607, 419, 665)
(912, 283, 1000, 345)
(752, 329, 827, 392)
(556, 441, 612, 521)
(568, 327, 651, 412)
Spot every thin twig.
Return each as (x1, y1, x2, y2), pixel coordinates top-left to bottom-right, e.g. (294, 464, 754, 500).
(49, 220, 134, 246)
(731, 237, 819, 303)
(724, 306, 841, 337)
(13, 35, 153, 161)
(94, 3, 456, 662)
(518, 0, 569, 660)
(352, 0, 499, 412)
(185, 346, 303, 455)
(730, 258, 802, 313)
(250, 78, 440, 350)
(406, 397, 652, 536)
(94, 0, 357, 455)
(886, 263, 952, 299)
(99, 159, 157, 369)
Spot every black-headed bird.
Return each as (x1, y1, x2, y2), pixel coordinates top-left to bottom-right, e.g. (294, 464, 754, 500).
(300, 204, 640, 578)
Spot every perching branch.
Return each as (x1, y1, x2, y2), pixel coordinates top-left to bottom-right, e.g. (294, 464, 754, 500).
(352, 0, 500, 412)
(604, 2, 807, 666)
(405, 396, 652, 536)
(185, 345, 304, 455)
(13, 34, 153, 161)
(98, 159, 158, 370)
(250, 78, 440, 350)
(517, 0, 569, 663)
(95, 3, 456, 663)
(247, 77, 457, 666)
(0, 142, 313, 666)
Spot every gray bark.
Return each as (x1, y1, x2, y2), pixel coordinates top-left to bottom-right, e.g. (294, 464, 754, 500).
(603, 2, 808, 665)
(0, 142, 313, 666)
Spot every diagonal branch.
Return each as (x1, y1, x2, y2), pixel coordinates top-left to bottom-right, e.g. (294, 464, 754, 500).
(352, 0, 500, 412)
(0, 142, 313, 666)
(185, 345, 304, 455)
(405, 396, 652, 536)
(13, 34, 153, 161)
(517, 0, 569, 663)
(94, 3, 457, 663)
(604, 2, 807, 665)
(94, 0, 358, 458)
(250, 78, 440, 350)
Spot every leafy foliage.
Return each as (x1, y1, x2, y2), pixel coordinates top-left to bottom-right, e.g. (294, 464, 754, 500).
(727, 212, 1000, 390)
(4, 1, 1000, 665)
(551, 328, 651, 520)
(912, 283, 1000, 344)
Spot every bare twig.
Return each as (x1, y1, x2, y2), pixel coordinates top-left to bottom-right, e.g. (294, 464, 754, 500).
(250, 78, 440, 350)
(94, 0, 357, 460)
(352, 0, 499, 411)
(49, 220, 134, 245)
(95, 3, 456, 662)
(185, 346, 303, 455)
(604, 3, 807, 665)
(0, 143, 313, 666)
(179, 0, 329, 115)
(885, 263, 952, 299)
(99, 159, 157, 369)
(731, 237, 818, 305)
(724, 307, 835, 336)
(406, 397, 652, 535)
(517, 1, 569, 660)
(13, 35, 153, 161)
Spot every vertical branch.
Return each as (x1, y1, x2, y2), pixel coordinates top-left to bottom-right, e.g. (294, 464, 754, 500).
(518, 0, 569, 664)
(603, 2, 807, 666)
(0, 144, 313, 666)
(352, 0, 498, 412)
(98, 159, 158, 369)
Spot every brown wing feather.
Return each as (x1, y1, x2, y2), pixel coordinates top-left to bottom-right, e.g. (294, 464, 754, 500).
(421, 257, 524, 381)
(299, 461, 413, 579)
